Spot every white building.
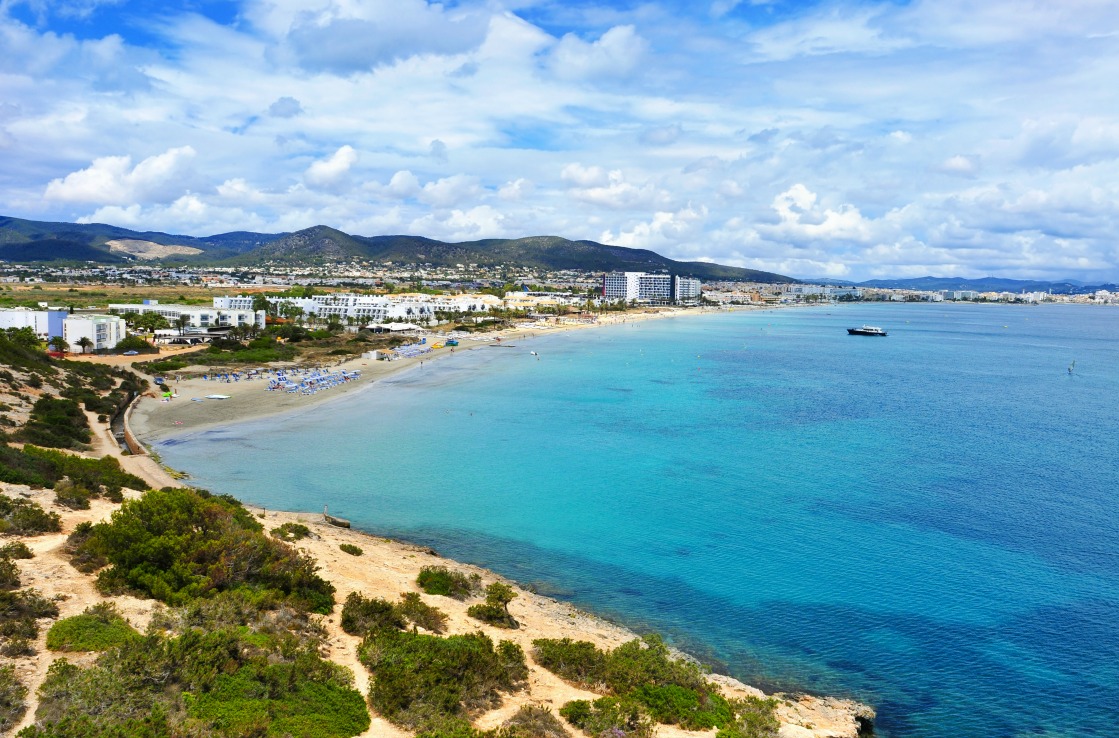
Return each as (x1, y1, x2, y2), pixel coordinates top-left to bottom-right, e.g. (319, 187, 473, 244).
(109, 300, 266, 331)
(674, 277, 702, 302)
(603, 272, 699, 303)
(0, 307, 67, 339)
(62, 314, 126, 352)
(261, 293, 498, 325)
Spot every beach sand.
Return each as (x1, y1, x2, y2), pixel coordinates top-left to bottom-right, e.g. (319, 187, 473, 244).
(5, 307, 873, 738)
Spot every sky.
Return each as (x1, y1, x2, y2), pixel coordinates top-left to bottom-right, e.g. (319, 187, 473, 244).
(2, 0, 1118, 282)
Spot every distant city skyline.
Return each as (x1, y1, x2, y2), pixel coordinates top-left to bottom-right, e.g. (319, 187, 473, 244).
(2, 0, 1117, 282)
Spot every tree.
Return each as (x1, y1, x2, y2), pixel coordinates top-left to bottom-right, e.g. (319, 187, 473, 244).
(174, 314, 190, 336)
(251, 293, 272, 314)
(48, 336, 68, 354)
(76, 337, 94, 354)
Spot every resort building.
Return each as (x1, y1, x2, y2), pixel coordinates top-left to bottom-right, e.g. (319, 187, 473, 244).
(62, 314, 126, 352)
(109, 300, 266, 331)
(602, 272, 702, 304)
(0, 307, 67, 339)
(257, 293, 499, 325)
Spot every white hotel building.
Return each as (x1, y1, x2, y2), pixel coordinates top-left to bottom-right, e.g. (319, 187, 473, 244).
(602, 272, 702, 304)
(109, 300, 266, 331)
(244, 293, 500, 325)
(62, 314, 127, 352)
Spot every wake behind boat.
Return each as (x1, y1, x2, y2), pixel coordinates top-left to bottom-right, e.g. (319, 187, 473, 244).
(848, 325, 887, 336)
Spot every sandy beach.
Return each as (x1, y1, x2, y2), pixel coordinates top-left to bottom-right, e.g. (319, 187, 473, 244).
(5, 305, 873, 738)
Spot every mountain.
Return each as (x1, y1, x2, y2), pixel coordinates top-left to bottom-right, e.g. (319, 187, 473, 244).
(0, 216, 793, 282)
(800, 275, 1112, 295)
(234, 228, 791, 281)
(0, 216, 274, 262)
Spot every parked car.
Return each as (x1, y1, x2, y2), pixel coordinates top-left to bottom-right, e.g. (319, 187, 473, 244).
(122, 350, 139, 355)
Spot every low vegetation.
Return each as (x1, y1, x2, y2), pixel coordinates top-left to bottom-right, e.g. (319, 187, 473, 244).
(0, 588, 59, 658)
(360, 628, 528, 731)
(341, 591, 448, 636)
(417, 565, 481, 599)
(16, 396, 89, 449)
(534, 635, 777, 735)
(0, 493, 61, 536)
(24, 591, 370, 738)
(467, 582, 519, 629)
(0, 664, 28, 734)
(45, 602, 139, 652)
(0, 541, 33, 559)
(0, 444, 145, 500)
(339, 543, 362, 556)
(271, 521, 311, 542)
(64, 486, 335, 613)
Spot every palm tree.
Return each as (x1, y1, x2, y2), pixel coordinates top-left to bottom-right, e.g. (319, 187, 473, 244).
(76, 337, 94, 354)
(48, 336, 69, 354)
(175, 314, 190, 336)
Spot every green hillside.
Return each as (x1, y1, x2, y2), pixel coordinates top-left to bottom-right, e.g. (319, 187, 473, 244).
(0, 216, 792, 282)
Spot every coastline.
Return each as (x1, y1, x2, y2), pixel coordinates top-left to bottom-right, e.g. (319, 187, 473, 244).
(6, 304, 873, 738)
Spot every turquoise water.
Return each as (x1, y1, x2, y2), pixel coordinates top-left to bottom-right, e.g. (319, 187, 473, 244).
(157, 304, 1119, 737)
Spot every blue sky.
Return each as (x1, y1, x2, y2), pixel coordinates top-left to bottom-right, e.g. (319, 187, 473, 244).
(2, 0, 1117, 281)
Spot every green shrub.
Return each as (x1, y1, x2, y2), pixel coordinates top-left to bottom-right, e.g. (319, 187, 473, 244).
(53, 478, 93, 510)
(417, 566, 481, 599)
(467, 582, 518, 629)
(46, 603, 139, 652)
(17, 396, 90, 448)
(715, 697, 781, 738)
(531, 638, 608, 687)
(1, 636, 34, 657)
(339, 543, 363, 556)
(0, 664, 27, 734)
(340, 592, 405, 636)
(0, 557, 18, 589)
(271, 521, 312, 542)
(502, 705, 570, 738)
(360, 628, 527, 730)
(0, 588, 58, 657)
(398, 592, 448, 634)
(604, 634, 707, 695)
(559, 696, 655, 738)
(63, 521, 106, 573)
(69, 487, 335, 613)
(0, 493, 62, 535)
(632, 683, 733, 730)
(0, 541, 32, 559)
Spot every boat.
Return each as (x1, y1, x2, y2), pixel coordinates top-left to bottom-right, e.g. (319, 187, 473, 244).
(847, 325, 887, 336)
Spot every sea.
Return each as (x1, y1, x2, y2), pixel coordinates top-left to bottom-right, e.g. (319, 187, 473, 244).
(155, 303, 1119, 738)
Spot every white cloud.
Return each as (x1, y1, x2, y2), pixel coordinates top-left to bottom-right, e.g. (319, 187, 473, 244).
(44, 145, 196, 205)
(418, 174, 483, 208)
(499, 178, 534, 200)
(548, 25, 647, 80)
(268, 96, 303, 118)
(938, 155, 979, 177)
(304, 145, 358, 190)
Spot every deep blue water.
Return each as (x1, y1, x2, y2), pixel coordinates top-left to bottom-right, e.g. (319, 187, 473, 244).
(156, 304, 1119, 738)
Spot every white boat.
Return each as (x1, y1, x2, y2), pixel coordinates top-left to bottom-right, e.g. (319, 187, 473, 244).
(847, 325, 887, 336)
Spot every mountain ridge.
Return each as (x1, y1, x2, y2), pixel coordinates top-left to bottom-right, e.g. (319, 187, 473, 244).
(0, 216, 793, 283)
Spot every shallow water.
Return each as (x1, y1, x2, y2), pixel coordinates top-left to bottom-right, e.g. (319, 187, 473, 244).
(158, 304, 1119, 737)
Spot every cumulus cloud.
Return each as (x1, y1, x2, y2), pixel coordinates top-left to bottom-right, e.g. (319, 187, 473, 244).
(938, 155, 979, 177)
(278, 0, 490, 73)
(499, 178, 534, 200)
(548, 25, 647, 80)
(418, 174, 483, 208)
(268, 96, 303, 118)
(44, 145, 196, 205)
(304, 145, 358, 190)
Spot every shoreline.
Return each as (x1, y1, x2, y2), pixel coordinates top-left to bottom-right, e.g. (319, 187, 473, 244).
(5, 303, 874, 737)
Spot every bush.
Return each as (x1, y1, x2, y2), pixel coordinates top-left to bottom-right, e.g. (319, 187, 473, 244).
(417, 566, 481, 599)
(17, 396, 90, 448)
(68, 487, 335, 613)
(559, 696, 655, 738)
(0, 664, 28, 734)
(467, 582, 518, 629)
(340, 592, 405, 636)
(53, 478, 93, 510)
(398, 592, 448, 634)
(531, 638, 608, 687)
(502, 705, 571, 738)
(0, 541, 32, 559)
(0, 493, 63, 537)
(360, 629, 527, 730)
(716, 697, 781, 738)
(46, 602, 139, 652)
(0, 557, 18, 590)
(339, 543, 363, 556)
(272, 521, 312, 542)
(63, 521, 106, 573)
(0, 588, 58, 657)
